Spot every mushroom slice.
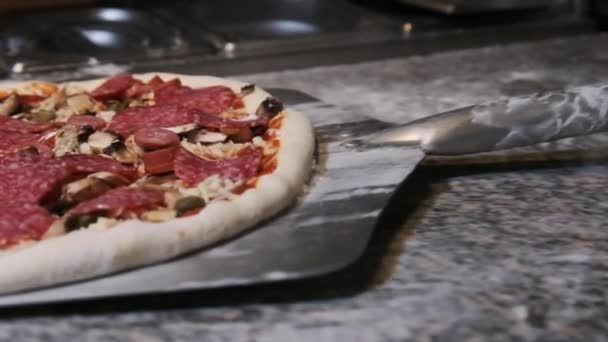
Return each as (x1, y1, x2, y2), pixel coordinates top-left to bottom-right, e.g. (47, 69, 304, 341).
(62, 172, 130, 204)
(77, 125, 96, 144)
(165, 123, 199, 135)
(123, 134, 144, 158)
(30, 110, 57, 122)
(83, 131, 138, 164)
(89, 171, 131, 187)
(195, 130, 227, 144)
(53, 124, 80, 157)
(0, 94, 19, 116)
(67, 94, 96, 115)
(63, 177, 112, 204)
(112, 141, 139, 165)
(87, 131, 120, 152)
(96, 110, 116, 123)
(34, 88, 66, 112)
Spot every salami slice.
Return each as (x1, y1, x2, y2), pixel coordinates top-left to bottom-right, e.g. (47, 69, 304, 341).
(0, 131, 42, 153)
(174, 147, 262, 187)
(154, 86, 237, 115)
(107, 104, 199, 137)
(0, 203, 54, 249)
(0, 116, 59, 133)
(153, 85, 192, 103)
(142, 146, 178, 175)
(134, 128, 180, 150)
(67, 115, 107, 130)
(0, 151, 140, 206)
(125, 76, 182, 99)
(67, 187, 165, 217)
(89, 74, 135, 101)
(195, 112, 268, 129)
(61, 154, 139, 181)
(0, 152, 72, 204)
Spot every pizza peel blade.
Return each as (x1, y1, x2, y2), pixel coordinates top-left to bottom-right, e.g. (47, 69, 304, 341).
(0, 90, 425, 307)
(1, 84, 606, 307)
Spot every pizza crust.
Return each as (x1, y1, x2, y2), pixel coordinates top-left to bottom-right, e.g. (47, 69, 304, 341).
(0, 73, 315, 294)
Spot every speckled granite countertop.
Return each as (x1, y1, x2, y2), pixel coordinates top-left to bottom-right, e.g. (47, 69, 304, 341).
(3, 34, 608, 341)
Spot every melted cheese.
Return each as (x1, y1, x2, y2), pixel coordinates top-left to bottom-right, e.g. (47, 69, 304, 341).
(96, 110, 116, 122)
(181, 141, 249, 160)
(78, 143, 93, 155)
(64, 83, 87, 96)
(141, 209, 177, 222)
(55, 107, 75, 123)
(178, 175, 242, 203)
(35, 90, 65, 112)
(253, 135, 277, 155)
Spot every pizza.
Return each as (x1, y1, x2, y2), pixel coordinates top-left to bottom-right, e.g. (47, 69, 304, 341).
(0, 73, 314, 293)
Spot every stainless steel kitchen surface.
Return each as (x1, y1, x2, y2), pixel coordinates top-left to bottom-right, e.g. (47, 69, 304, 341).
(169, 0, 363, 40)
(0, 7, 217, 73)
(0, 0, 595, 80)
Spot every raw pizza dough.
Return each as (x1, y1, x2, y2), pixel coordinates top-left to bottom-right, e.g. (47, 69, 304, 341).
(0, 73, 315, 294)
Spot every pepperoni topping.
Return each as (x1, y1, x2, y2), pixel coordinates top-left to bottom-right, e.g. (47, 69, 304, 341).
(0, 203, 53, 248)
(107, 104, 199, 138)
(174, 147, 262, 187)
(0, 152, 73, 204)
(28, 142, 54, 159)
(67, 115, 107, 130)
(147, 75, 165, 87)
(154, 85, 192, 103)
(195, 112, 268, 130)
(61, 154, 139, 181)
(0, 116, 59, 133)
(154, 86, 238, 115)
(134, 128, 180, 150)
(0, 152, 140, 206)
(67, 187, 165, 218)
(125, 76, 182, 99)
(89, 74, 136, 101)
(0, 131, 42, 154)
(142, 146, 178, 175)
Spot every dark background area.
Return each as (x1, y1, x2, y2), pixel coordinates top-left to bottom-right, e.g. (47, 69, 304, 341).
(0, 0, 600, 80)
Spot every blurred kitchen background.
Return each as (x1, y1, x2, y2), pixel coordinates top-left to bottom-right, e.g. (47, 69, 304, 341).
(0, 0, 603, 80)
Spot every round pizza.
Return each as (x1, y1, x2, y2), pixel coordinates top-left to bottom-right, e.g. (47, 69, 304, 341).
(0, 73, 314, 293)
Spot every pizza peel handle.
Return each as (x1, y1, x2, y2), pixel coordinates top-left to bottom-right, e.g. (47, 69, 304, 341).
(356, 85, 608, 155)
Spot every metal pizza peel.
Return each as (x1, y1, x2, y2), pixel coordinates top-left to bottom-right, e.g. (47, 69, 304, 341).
(0, 84, 606, 307)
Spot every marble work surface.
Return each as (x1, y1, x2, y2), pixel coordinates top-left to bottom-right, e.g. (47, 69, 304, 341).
(2, 34, 608, 341)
